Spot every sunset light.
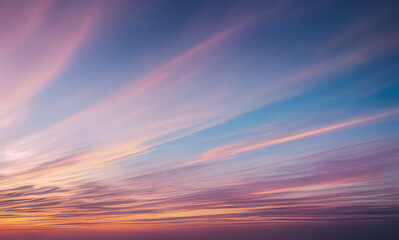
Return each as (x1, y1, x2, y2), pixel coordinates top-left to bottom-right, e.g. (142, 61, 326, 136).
(0, 0, 398, 239)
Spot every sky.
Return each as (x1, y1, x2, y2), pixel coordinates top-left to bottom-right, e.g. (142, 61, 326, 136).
(0, 0, 398, 239)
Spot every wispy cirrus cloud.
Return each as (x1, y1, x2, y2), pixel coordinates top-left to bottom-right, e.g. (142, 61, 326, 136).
(187, 109, 399, 165)
(1, 3, 286, 179)
(0, 0, 398, 232)
(0, 0, 101, 132)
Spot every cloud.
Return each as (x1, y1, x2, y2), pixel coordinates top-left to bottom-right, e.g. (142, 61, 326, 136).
(0, 1, 101, 131)
(187, 109, 399, 165)
(0, 0, 398, 230)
